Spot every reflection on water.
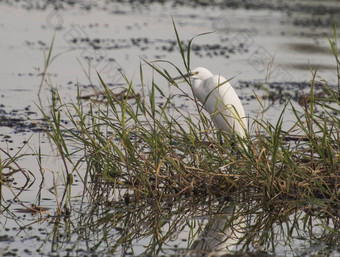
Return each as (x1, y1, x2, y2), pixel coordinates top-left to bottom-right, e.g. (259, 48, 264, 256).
(2, 177, 339, 256)
(189, 204, 245, 255)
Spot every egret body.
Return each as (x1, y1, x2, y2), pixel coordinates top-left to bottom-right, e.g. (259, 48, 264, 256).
(185, 67, 247, 138)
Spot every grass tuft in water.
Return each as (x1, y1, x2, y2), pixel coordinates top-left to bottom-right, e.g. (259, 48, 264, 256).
(35, 22, 340, 205)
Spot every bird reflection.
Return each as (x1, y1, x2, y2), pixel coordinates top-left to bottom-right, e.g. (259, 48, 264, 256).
(188, 204, 245, 256)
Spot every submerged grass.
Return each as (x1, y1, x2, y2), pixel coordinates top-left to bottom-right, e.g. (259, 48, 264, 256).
(36, 22, 340, 205)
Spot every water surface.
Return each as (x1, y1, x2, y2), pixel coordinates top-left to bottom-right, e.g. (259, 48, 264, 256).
(0, 1, 339, 256)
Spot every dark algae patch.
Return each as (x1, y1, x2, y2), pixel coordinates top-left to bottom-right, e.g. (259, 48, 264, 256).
(0, 106, 45, 134)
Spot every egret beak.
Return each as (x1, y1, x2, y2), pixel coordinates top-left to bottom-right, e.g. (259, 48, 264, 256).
(171, 71, 198, 82)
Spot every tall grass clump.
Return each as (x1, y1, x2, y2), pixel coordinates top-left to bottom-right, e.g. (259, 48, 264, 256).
(39, 22, 340, 204)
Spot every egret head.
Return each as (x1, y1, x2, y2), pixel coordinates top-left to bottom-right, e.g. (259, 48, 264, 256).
(189, 67, 214, 81)
(183, 67, 214, 94)
(172, 67, 214, 83)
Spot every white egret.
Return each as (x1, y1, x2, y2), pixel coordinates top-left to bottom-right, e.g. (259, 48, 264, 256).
(176, 67, 247, 139)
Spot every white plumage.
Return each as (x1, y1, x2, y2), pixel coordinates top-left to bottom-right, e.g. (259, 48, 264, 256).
(186, 67, 247, 138)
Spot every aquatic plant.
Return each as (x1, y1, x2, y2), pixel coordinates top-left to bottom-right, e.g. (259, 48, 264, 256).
(34, 22, 340, 205)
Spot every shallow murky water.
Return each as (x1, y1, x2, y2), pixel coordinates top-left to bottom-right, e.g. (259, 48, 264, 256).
(1, 0, 339, 131)
(0, 0, 339, 256)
